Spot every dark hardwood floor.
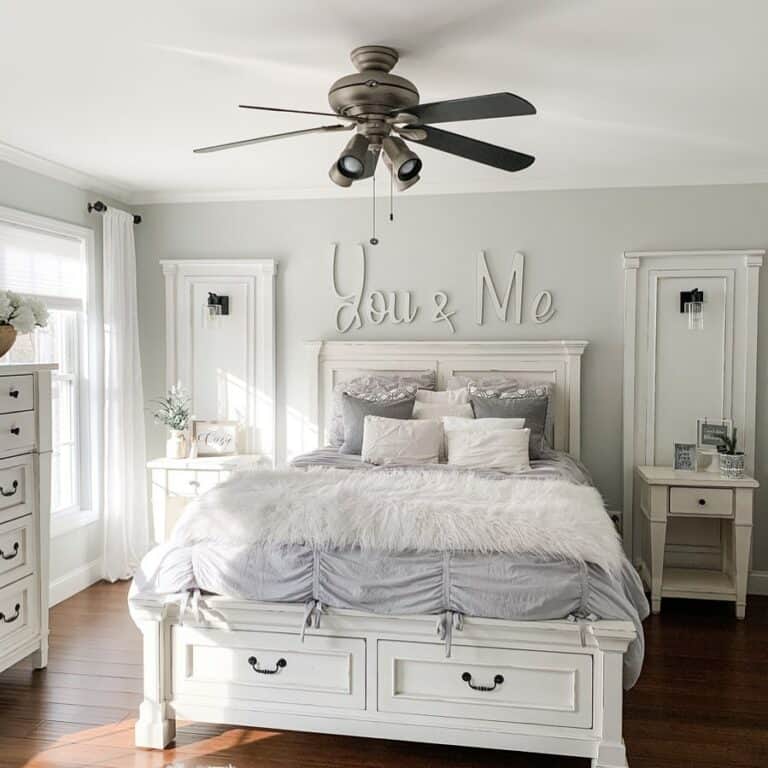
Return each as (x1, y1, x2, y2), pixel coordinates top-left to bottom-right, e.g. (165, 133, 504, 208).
(0, 582, 766, 767)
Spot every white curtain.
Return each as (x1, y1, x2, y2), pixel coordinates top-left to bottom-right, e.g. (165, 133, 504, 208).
(102, 208, 149, 581)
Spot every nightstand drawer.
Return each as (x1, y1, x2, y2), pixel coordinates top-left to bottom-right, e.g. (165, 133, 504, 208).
(0, 376, 34, 415)
(669, 487, 733, 518)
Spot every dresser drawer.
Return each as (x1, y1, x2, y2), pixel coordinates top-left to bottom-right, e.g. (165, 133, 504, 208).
(0, 515, 35, 588)
(0, 375, 33, 414)
(172, 626, 366, 711)
(0, 455, 33, 525)
(0, 411, 36, 456)
(378, 640, 593, 729)
(669, 487, 733, 518)
(167, 470, 223, 499)
(0, 574, 39, 648)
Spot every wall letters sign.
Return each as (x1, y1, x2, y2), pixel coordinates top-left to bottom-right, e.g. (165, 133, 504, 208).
(330, 243, 555, 334)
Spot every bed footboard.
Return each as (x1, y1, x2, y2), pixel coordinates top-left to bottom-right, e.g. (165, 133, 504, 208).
(130, 597, 634, 767)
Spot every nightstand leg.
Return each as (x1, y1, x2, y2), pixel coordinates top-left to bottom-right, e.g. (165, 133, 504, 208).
(733, 489, 753, 621)
(650, 518, 667, 614)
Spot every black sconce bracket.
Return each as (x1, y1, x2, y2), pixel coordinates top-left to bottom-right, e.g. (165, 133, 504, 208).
(680, 288, 704, 313)
(207, 292, 230, 315)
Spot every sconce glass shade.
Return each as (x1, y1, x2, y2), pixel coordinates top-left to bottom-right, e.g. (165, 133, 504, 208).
(203, 302, 223, 329)
(685, 300, 704, 330)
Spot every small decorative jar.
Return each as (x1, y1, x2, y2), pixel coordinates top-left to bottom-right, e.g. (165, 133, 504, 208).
(0, 325, 17, 358)
(166, 429, 187, 459)
(719, 452, 745, 479)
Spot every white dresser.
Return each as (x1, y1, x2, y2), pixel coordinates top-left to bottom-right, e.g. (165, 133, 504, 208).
(147, 455, 265, 544)
(0, 363, 54, 674)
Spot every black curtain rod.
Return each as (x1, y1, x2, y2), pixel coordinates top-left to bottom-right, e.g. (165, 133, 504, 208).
(87, 200, 141, 224)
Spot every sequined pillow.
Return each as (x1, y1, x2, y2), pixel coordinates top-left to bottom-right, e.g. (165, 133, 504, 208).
(327, 371, 436, 447)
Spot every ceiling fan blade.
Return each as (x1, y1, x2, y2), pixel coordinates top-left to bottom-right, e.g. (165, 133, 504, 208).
(399, 93, 536, 124)
(239, 104, 352, 120)
(405, 126, 534, 172)
(193, 124, 352, 154)
(358, 146, 381, 179)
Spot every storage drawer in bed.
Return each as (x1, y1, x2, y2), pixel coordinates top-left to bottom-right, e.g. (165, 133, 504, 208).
(172, 626, 366, 711)
(378, 640, 593, 729)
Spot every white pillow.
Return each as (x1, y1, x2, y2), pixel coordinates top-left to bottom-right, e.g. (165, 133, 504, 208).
(362, 416, 442, 465)
(413, 401, 474, 420)
(442, 416, 525, 432)
(415, 388, 469, 405)
(446, 428, 530, 472)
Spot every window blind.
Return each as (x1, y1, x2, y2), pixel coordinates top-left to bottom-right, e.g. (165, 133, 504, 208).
(0, 222, 85, 309)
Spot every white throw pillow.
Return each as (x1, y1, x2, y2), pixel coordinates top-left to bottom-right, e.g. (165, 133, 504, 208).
(446, 428, 530, 472)
(413, 401, 474, 420)
(415, 388, 469, 405)
(362, 416, 442, 465)
(442, 416, 525, 433)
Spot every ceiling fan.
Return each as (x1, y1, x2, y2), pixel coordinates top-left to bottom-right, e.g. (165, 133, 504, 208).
(193, 44, 536, 190)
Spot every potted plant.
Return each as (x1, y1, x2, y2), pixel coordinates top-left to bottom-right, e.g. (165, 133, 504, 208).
(717, 427, 745, 479)
(151, 383, 191, 459)
(0, 291, 49, 358)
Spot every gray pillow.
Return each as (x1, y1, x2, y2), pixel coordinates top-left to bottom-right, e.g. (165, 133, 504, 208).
(471, 395, 549, 458)
(340, 393, 415, 455)
(328, 371, 436, 447)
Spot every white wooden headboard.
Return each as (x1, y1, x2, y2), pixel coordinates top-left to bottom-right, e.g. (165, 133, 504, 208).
(305, 340, 589, 458)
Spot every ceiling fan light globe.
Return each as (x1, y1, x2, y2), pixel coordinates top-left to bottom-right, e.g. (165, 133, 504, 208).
(398, 157, 421, 181)
(329, 162, 354, 187)
(338, 155, 364, 177)
(334, 133, 371, 180)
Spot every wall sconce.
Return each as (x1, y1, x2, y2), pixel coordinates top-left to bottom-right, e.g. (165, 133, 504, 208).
(680, 288, 704, 330)
(204, 292, 230, 328)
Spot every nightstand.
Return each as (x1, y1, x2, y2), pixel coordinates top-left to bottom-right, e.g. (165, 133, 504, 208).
(147, 455, 265, 544)
(635, 466, 758, 619)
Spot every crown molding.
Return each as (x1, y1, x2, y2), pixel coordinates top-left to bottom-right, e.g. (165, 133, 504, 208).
(0, 141, 132, 203)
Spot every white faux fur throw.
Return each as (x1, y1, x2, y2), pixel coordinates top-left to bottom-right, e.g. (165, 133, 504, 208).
(172, 468, 625, 575)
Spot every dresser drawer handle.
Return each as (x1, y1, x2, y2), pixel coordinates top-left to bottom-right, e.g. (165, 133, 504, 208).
(9, 427, 20, 436)
(0, 480, 18, 497)
(461, 671, 504, 692)
(0, 542, 19, 560)
(247, 656, 287, 675)
(698, 498, 707, 506)
(0, 603, 20, 623)
(8, 389, 19, 399)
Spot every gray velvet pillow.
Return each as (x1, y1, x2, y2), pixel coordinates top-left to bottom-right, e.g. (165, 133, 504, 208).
(470, 395, 549, 458)
(340, 393, 415, 455)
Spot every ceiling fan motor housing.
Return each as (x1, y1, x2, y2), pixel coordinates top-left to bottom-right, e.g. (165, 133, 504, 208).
(328, 45, 419, 124)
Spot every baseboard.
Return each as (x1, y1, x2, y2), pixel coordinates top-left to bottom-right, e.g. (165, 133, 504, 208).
(748, 570, 768, 596)
(49, 558, 103, 607)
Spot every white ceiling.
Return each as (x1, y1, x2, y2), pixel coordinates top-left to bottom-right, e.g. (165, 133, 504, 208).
(3, 0, 768, 203)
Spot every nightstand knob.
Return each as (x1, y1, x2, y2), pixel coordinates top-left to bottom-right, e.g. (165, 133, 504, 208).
(698, 498, 706, 506)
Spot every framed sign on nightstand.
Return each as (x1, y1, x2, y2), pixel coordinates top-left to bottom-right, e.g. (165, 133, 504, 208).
(192, 419, 239, 456)
(673, 442, 697, 471)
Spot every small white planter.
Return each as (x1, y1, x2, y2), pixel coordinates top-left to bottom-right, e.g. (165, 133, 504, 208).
(166, 430, 187, 459)
(719, 452, 745, 479)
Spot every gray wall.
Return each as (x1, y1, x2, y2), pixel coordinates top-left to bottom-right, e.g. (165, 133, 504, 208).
(134, 183, 768, 571)
(0, 160, 105, 591)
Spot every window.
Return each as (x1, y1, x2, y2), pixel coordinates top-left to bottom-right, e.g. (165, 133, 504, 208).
(0, 211, 96, 529)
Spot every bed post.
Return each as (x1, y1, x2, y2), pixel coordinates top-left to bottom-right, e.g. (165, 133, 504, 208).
(590, 624, 634, 768)
(133, 601, 176, 749)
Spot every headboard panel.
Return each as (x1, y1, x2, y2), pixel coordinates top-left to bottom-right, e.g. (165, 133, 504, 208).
(305, 340, 588, 458)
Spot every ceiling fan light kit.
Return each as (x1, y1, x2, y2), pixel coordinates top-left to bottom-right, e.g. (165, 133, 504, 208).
(193, 44, 537, 191)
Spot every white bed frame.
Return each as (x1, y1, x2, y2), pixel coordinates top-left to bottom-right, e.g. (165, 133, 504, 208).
(131, 340, 636, 768)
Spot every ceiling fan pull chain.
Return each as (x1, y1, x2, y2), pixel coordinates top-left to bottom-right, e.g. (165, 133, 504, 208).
(370, 174, 379, 245)
(389, 170, 394, 222)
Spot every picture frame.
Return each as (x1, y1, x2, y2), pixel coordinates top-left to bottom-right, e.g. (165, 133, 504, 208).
(696, 417, 732, 451)
(192, 419, 239, 457)
(673, 442, 697, 471)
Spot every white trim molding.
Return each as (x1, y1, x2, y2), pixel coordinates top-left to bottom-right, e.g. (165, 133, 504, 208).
(0, 140, 131, 202)
(748, 571, 768, 596)
(622, 249, 763, 559)
(161, 259, 276, 465)
(49, 558, 103, 607)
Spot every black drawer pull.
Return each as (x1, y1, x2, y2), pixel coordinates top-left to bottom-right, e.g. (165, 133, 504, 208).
(9, 427, 20, 436)
(0, 603, 20, 623)
(461, 671, 504, 692)
(0, 542, 19, 560)
(247, 656, 287, 675)
(8, 389, 19, 399)
(698, 498, 707, 506)
(0, 480, 18, 497)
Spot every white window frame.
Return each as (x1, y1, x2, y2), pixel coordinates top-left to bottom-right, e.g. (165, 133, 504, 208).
(0, 205, 102, 539)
